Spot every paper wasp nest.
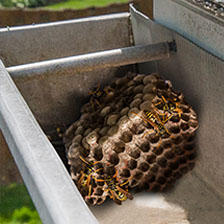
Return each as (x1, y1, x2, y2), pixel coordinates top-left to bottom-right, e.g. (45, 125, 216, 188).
(63, 72, 198, 206)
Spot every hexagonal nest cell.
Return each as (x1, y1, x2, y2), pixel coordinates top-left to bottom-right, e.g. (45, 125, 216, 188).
(63, 72, 199, 206)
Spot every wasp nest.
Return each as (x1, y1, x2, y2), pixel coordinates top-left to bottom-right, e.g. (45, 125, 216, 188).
(63, 72, 198, 206)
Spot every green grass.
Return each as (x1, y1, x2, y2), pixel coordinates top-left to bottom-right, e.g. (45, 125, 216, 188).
(45, 0, 130, 10)
(0, 184, 42, 224)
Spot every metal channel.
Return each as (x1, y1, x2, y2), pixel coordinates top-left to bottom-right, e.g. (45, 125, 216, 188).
(130, 3, 224, 202)
(0, 13, 131, 67)
(154, 0, 224, 60)
(7, 42, 173, 80)
(0, 60, 98, 224)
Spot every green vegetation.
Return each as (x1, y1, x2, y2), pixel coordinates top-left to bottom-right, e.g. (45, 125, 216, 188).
(0, 184, 42, 224)
(0, 0, 47, 8)
(0, 0, 130, 9)
(44, 0, 130, 10)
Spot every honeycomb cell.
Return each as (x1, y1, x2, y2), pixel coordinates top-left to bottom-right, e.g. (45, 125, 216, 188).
(120, 131, 133, 143)
(181, 122, 190, 131)
(150, 164, 159, 173)
(95, 188, 104, 196)
(164, 150, 175, 160)
(109, 153, 120, 165)
(107, 114, 119, 126)
(187, 152, 197, 161)
(133, 74, 145, 83)
(168, 161, 179, 170)
(181, 114, 190, 122)
(177, 156, 187, 165)
(93, 146, 103, 161)
(183, 143, 195, 151)
(147, 133, 160, 144)
(130, 98, 142, 108)
(133, 171, 143, 180)
(79, 145, 89, 158)
(157, 176, 166, 185)
(163, 168, 173, 178)
(120, 169, 131, 178)
(170, 115, 180, 123)
(146, 154, 156, 164)
(139, 141, 150, 152)
(180, 166, 189, 174)
(169, 125, 181, 134)
(139, 162, 150, 172)
(114, 142, 125, 154)
(173, 146, 185, 156)
(157, 157, 167, 168)
(134, 93, 143, 100)
(128, 159, 137, 170)
(129, 148, 141, 159)
(152, 146, 163, 155)
(173, 171, 182, 179)
(172, 136, 183, 145)
(162, 140, 172, 149)
(134, 85, 144, 94)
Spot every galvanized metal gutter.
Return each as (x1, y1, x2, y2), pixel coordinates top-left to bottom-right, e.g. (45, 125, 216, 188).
(7, 42, 173, 80)
(0, 60, 98, 224)
(154, 0, 224, 60)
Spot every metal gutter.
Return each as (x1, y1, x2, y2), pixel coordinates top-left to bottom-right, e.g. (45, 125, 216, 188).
(154, 0, 224, 60)
(0, 60, 98, 224)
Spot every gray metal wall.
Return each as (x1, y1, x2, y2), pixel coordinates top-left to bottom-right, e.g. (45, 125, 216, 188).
(130, 4, 224, 200)
(0, 13, 132, 130)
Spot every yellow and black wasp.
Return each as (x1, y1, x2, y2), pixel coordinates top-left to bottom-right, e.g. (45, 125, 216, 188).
(132, 110, 171, 139)
(95, 170, 133, 205)
(78, 156, 103, 196)
(88, 83, 113, 110)
(153, 95, 183, 118)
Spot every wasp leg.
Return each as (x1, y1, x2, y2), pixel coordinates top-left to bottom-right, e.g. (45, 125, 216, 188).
(175, 107, 183, 118)
(153, 95, 166, 107)
(95, 99, 101, 107)
(88, 184, 92, 197)
(120, 176, 132, 187)
(96, 83, 101, 92)
(131, 112, 149, 124)
(113, 170, 119, 179)
(78, 171, 85, 186)
(104, 87, 114, 96)
(80, 156, 92, 166)
(86, 173, 92, 188)
(161, 95, 168, 103)
(143, 129, 156, 138)
(95, 178, 105, 182)
(156, 138, 163, 148)
(90, 98, 96, 111)
(160, 113, 173, 124)
(109, 189, 122, 205)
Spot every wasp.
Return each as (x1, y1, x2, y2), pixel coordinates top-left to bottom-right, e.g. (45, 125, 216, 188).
(131, 110, 171, 139)
(153, 95, 182, 118)
(88, 83, 113, 110)
(95, 171, 133, 205)
(78, 156, 103, 196)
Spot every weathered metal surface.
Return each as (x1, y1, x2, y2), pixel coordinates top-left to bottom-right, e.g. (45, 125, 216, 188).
(154, 0, 224, 60)
(7, 43, 171, 80)
(0, 13, 132, 130)
(0, 60, 98, 224)
(130, 3, 224, 211)
(0, 13, 130, 67)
